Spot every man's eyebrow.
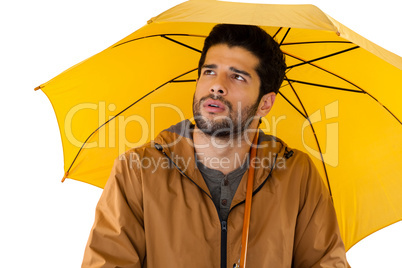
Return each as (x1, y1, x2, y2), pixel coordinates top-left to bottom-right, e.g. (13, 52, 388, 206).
(201, 64, 217, 69)
(202, 64, 252, 78)
(229, 66, 252, 78)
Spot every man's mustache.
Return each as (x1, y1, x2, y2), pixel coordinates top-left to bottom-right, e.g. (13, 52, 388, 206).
(199, 94, 233, 111)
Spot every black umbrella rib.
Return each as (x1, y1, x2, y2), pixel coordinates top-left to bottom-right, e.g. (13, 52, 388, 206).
(285, 79, 363, 93)
(272, 27, 283, 39)
(381, 106, 402, 125)
(112, 34, 206, 49)
(65, 68, 199, 176)
(364, 92, 402, 125)
(161, 35, 202, 53)
(286, 77, 333, 199)
(286, 46, 359, 69)
(277, 91, 307, 119)
(284, 52, 365, 92)
(284, 51, 402, 125)
(279, 28, 291, 46)
(171, 79, 197, 83)
(281, 41, 353, 46)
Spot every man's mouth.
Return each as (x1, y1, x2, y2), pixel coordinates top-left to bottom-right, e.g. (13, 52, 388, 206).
(203, 99, 226, 113)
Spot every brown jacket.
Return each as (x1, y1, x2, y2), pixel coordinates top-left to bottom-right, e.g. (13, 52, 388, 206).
(82, 120, 348, 267)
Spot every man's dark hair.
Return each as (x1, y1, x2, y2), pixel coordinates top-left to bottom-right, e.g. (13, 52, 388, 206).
(198, 24, 286, 99)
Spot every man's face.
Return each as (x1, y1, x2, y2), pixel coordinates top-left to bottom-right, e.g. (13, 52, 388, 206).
(193, 44, 262, 139)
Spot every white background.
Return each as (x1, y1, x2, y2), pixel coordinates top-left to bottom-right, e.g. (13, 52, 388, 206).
(1, 0, 401, 267)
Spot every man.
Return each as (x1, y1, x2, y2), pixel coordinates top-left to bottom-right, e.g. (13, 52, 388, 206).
(82, 24, 349, 267)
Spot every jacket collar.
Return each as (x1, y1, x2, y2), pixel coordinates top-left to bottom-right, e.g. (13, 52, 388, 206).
(154, 120, 289, 204)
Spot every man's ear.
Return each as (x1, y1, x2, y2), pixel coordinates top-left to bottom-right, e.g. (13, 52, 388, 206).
(256, 92, 276, 117)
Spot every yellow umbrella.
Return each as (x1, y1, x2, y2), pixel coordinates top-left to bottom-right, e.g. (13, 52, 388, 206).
(35, 0, 402, 251)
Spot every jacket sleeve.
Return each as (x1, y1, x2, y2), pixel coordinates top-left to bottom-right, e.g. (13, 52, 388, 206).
(292, 153, 350, 268)
(82, 154, 146, 268)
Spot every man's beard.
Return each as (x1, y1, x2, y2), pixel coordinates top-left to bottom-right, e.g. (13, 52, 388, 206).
(192, 94, 259, 140)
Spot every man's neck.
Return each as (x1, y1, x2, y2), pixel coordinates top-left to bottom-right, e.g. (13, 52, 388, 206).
(193, 127, 257, 175)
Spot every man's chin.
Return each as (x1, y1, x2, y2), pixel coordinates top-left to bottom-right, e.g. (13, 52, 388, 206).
(201, 110, 229, 119)
(194, 118, 233, 138)
(199, 128, 233, 139)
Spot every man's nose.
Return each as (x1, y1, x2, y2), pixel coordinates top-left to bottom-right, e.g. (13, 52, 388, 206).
(209, 75, 228, 96)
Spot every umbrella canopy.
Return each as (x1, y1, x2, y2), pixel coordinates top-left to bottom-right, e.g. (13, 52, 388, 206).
(35, 0, 402, 251)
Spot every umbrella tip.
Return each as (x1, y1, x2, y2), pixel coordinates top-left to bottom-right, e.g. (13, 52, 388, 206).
(34, 86, 41, 91)
(61, 172, 69, 183)
(147, 17, 155, 24)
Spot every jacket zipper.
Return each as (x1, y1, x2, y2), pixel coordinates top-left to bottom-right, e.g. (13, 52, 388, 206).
(154, 143, 278, 268)
(155, 143, 228, 267)
(221, 220, 227, 268)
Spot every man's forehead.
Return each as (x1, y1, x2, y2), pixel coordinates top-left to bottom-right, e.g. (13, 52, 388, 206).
(203, 44, 260, 73)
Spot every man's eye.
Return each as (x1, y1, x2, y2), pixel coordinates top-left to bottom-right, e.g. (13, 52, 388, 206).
(233, 74, 245, 82)
(203, 70, 215, 75)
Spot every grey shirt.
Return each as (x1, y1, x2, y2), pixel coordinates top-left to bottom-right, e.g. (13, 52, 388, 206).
(196, 156, 249, 221)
